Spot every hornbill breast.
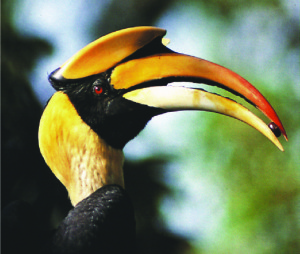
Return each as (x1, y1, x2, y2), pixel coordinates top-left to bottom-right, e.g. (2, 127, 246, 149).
(51, 185, 135, 254)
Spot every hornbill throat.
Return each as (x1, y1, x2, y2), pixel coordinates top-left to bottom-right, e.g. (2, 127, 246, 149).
(39, 26, 287, 205)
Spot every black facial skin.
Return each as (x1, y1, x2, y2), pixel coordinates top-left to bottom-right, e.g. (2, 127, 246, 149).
(48, 71, 164, 149)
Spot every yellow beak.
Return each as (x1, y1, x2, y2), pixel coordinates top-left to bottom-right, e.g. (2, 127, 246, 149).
(51, 26, 287, 151)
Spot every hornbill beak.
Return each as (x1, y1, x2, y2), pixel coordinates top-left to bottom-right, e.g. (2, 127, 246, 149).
(50, 26, 286, 151)
(41, 26, 288, 205)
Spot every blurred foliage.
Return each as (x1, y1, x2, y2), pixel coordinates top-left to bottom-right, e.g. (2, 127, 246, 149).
(2, 0, 54, 207)
(194, 1, 300, 252)
(190, 0, 283, 17)
(92, 0, 176, 36)
(124, 159, 192, 253)
(189, 2, 300, 252)
(2, 0, 299, 253)
(200, 116, 299, 253)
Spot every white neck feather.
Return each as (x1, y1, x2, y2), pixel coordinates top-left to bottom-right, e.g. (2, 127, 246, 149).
(39, 92, 125, 206)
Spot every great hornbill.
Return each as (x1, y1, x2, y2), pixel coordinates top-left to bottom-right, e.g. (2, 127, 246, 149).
(38, 27, 287, 253)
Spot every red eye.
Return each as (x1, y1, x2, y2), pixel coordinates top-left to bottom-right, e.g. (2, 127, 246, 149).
(94, 85, 103, 95)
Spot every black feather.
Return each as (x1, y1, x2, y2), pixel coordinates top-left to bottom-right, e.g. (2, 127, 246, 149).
(51, 185, 136, 254)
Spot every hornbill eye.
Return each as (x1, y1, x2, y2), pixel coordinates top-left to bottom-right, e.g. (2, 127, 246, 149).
(93, 79, 103, 95)
(93, 85, 103, 95)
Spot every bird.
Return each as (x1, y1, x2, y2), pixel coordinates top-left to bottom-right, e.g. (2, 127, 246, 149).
(37, 26, 287, 253)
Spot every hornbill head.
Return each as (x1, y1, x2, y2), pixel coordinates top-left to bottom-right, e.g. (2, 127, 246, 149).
(39, 27, 287, 206)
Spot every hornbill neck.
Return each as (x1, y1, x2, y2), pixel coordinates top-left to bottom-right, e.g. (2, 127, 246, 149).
(39, 92, 124, 206)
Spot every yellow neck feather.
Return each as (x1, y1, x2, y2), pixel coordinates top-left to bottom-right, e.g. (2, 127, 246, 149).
(38, 92, 124, 206)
